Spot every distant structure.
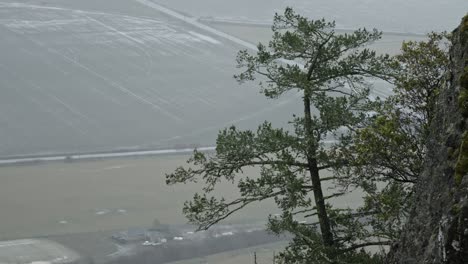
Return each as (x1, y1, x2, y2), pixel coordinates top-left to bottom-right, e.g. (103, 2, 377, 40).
(111, 228, 168, 244)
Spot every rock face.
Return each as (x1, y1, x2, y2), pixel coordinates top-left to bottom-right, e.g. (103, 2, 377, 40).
(388, 16, 468, 263)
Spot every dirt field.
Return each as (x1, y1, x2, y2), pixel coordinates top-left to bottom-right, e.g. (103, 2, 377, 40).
(0, 154, 279, 240)
(0, 153, 364, 240)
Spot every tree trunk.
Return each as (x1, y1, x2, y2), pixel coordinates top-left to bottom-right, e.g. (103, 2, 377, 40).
(303, 90, 334, 247)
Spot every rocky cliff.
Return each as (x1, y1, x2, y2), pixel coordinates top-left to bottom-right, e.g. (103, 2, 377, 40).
(388, 15, 468, 263)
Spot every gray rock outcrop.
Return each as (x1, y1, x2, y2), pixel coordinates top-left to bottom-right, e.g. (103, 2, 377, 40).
(388, 15, 468, 263)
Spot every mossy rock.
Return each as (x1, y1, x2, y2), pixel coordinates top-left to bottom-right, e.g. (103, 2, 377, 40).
(462, 15, 468, 33)
(458, 89, 468, 116)
(460, 64, 468, 116)
(455, 132, 468, 186)
(448, 147, 455, 158)
(454, 147, 460, 158)
(455, 171, 464, 186)
(451, 203, 461, 215)
(461, 15, 468, 42)
(461, 67, 468, 89)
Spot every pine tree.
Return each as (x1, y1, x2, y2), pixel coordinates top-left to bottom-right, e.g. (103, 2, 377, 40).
(167, 8, 393, 262)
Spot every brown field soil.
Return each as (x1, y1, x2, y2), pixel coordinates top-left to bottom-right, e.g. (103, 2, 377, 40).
(0, 155, 279, 239)
(0, 153, 364, 240)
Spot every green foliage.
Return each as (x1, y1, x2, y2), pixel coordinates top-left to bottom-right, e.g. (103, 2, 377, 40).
(461, 15, 468, 41)
(167, 7, 394, 263)
(462, 15, 468, 32)
(235, 8, 391, 100)
(332, 32, 450, 249)
(359, 183, 408, 240)
(391, 32, 449, 123)
(274, 236, 385, 264)
(343, 103, 423, 183)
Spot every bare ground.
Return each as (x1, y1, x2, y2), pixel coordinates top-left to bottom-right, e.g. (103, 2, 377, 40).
(0, 155, 279, 240)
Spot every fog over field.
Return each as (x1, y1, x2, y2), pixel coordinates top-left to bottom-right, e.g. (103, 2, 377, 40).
(157, 0, 468, 33)
(0, 0, 302, 157)
(0, 0, 451, 158)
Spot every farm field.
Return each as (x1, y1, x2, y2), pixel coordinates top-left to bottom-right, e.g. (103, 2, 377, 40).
(0, 154, 364, 240)
(0, 0, 444, 159)
(0, 154, 273, 239)
(0, 0, 300, 158)
(155, 0, 467, 33)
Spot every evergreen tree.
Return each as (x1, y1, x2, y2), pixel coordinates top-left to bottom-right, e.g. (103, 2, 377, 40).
(167, 8, 393, 262)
